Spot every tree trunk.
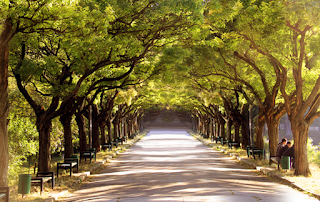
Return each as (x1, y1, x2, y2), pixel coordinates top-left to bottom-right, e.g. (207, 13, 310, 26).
(290, 118, 311, 176)
(118, 118, 122, 138)
(60, 114, 73, 158)
(113, 119, 119, 140)
(91, 105, 100, 151)
(240, 104, 250, 149)
(76, 113, 87, 152)
(219, 119, 226, 138)
(216, 119, 220, 138)
(123, 118, 127, 139)
(266, 117, 280, 157)
(37, 119, 52, 173)
(255, 111, 265, 149)
(234, 124, 240, 143)
(226, 119, 232, 141)
(106, 119, 112, 142)
(100, 122, 106, 144)
(0, 19, 11, 187)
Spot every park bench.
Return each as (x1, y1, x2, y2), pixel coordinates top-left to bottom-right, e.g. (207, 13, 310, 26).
(269, 155, 280, 170)
(80, 149, 96, 163)
(117, 137, 126, 145)
(220, 138, 228, 145)
(57, 158, 79, 177)
(0, 187, 9, 202)
(201, 133, 209, 138)
(247, 145, 265, 159)
(214, 136, 221, 143)
(112, 139, 119, 148)
(31, 172, 55, 193)
(101, 142, 112, 151)
(228, 141, 240, 149)
(129, 132, 137, 139)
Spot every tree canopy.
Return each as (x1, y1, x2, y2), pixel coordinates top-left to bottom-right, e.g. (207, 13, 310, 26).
(2, 0, 320, 187)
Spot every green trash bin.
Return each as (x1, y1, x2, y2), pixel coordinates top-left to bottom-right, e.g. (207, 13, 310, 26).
(281, 156, 291, 170)
(18, 174, 31, 196)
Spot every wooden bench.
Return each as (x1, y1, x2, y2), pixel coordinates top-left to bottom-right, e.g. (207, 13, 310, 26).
(0, 187, 9, 202)
(270, 156, 280, 170)
(101, 142, 112, 151)
(57, 158, 79, 177)
(80, 149, 96, 163)
(247, 146, 265, 159)
(228, 141, 240, 149)
(31, 172, 55, 193)
(220, 138, 228, 145)
(117, 137, 126, 145)
(112, 140, 119, 148)
(129, 133, 137, 139)
(214, 136, 221, 143)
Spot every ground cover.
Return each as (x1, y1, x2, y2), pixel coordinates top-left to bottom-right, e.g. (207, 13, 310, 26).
(9, 132, 146, 202)
(191, 132, 320, 198)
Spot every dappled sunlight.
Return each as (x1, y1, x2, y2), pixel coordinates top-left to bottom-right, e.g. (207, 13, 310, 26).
(62, 129, 318, 202)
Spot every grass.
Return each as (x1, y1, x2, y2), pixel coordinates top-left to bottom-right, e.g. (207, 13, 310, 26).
(191, 132, 320, 197)
(9, 131, 147, 202)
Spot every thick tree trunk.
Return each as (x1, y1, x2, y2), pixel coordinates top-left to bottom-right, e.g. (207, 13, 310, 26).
(234, 124, 240, 143)
(76, 113, 87, 152)
(37, 120, 52, 173)
(118, 119, 122, 138)
(60, 114, 73, 158)
(219, 119, 226, 138)
(100, 122, 106, 144)
(226, 119, 232, 141)
(216, 120, 220, 138)
(266, 118, 280, 157)
(240, 104, 250, 149)
(210, 118, 215, 139)
(113, 119, 119, 140)
(255, 111, 265, 149)
(290, 119, 311, 176)
(0, 19, 11, 187)
(134, 117, 138, 132)
(92, 105, 100, 151)
(106, 119, 112, 142)
(123, 118, 127, 139)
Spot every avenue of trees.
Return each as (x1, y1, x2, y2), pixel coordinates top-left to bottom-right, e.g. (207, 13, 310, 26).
(1, 0, 320, 187)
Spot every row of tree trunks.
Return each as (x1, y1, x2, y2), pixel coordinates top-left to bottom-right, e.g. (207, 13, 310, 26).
(191, 102, 258, 150)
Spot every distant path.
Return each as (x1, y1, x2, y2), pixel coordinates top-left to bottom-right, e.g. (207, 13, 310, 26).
(62, 128, 317, 202)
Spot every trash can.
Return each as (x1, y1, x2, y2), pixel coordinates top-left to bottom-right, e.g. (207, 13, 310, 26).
(18, 174, 31, 196)
(281, 156, 291, 170)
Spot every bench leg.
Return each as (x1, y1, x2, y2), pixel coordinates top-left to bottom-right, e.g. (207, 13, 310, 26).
(41, 179, 44, 194)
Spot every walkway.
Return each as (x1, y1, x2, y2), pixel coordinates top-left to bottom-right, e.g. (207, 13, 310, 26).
(62, 128, 318, 202)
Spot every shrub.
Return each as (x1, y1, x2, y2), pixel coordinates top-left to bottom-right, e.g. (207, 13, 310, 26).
(8, 113, 38, 186)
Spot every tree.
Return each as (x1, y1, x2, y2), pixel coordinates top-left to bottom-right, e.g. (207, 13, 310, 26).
(279, 0, 320, 176)
(10, 0, 205, 173)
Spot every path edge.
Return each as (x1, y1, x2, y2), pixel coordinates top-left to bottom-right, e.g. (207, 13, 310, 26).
(190, 131, 320, 201)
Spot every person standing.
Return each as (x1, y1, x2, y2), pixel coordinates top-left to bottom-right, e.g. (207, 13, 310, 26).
(276, 138, 287, 159)
(279, 141, 292, 159)
(283, 144, 295, 168)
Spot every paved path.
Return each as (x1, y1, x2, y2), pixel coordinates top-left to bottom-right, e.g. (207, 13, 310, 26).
(62, 128, 318, 202)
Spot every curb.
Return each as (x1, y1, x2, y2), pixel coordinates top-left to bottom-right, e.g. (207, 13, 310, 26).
(45, 133, 145, 201)
(193, 134, 320, 200)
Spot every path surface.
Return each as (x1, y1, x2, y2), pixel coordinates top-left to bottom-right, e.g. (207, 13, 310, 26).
(62, 128, 318, 202)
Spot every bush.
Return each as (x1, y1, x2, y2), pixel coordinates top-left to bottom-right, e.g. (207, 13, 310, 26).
(8, 113, 38, 186)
